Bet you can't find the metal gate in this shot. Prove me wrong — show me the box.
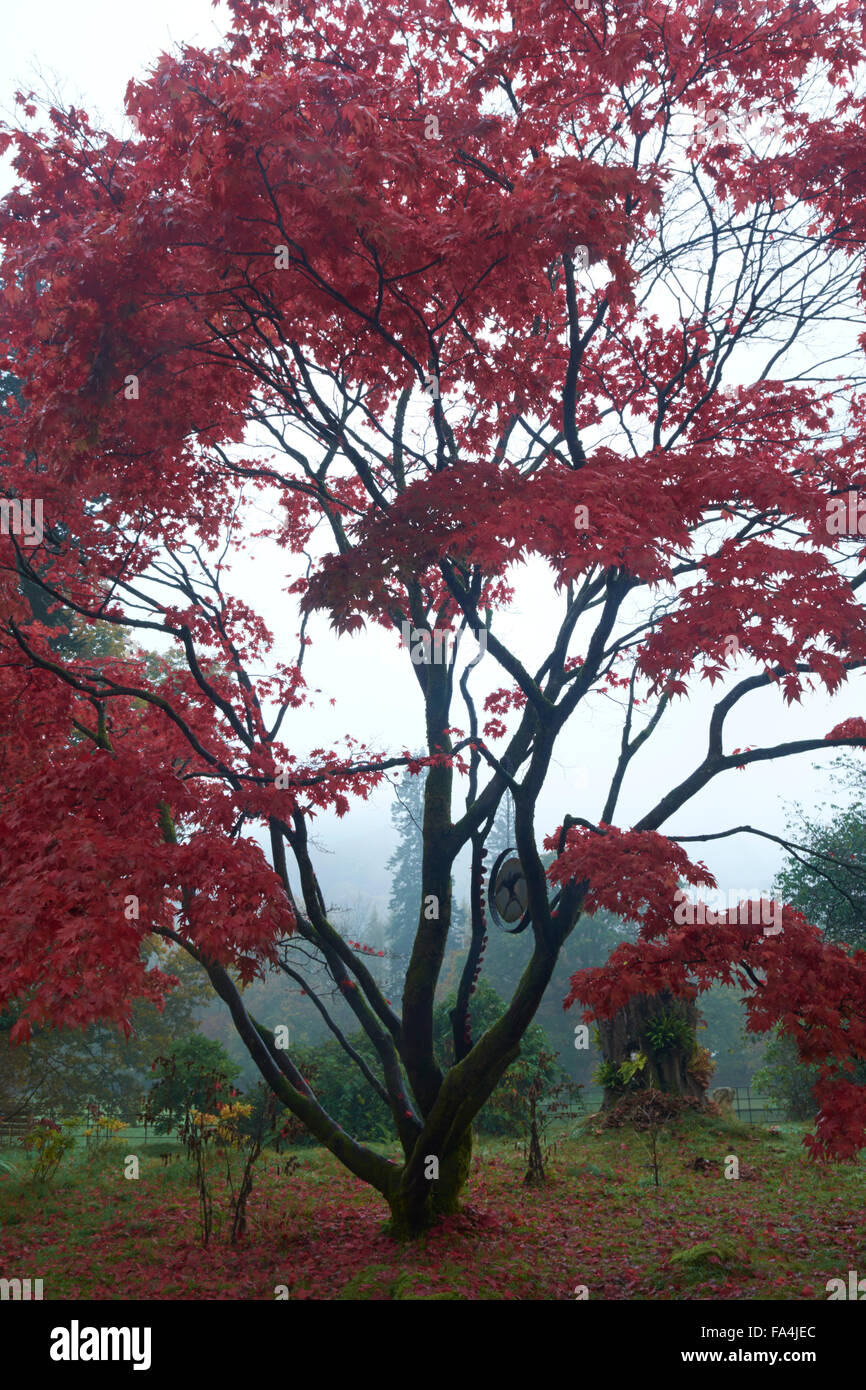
[732,1087,784,1124]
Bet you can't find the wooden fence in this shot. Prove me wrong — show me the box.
[0,1111,35,1147]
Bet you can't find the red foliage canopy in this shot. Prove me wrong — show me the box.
[1,0,866,1189]
[550,824,866,1158]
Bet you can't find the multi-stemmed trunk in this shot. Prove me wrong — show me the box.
[385,1128,474,1238]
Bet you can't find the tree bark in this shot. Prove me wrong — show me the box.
[387,1127,473,1238]
[597,990,706,1108]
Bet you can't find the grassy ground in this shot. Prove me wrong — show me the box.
[0,1111,863,1299]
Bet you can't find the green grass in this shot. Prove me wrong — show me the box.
[0,1110,862,1299]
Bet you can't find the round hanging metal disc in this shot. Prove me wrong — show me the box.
[488,848,531,933]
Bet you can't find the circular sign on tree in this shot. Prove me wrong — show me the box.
[488,848,531,934]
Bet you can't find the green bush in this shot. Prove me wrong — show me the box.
[148,1034,241,1135]
[291,1037,391,1144]
[433,980,566,1137]
[753,1026,866,1120]
[287,980,565,1142]
[645,1010,693,1055]
[753,1029,820,1120]
[23,1117,77,1182]
[594,1052,648,1092]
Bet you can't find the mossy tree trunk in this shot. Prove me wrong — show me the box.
[597,990,706,1108]
[386,1126,473,1238]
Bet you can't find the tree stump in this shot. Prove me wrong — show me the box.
[597,990,706,1108]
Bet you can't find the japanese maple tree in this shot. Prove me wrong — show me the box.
[2,0,866,1235]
